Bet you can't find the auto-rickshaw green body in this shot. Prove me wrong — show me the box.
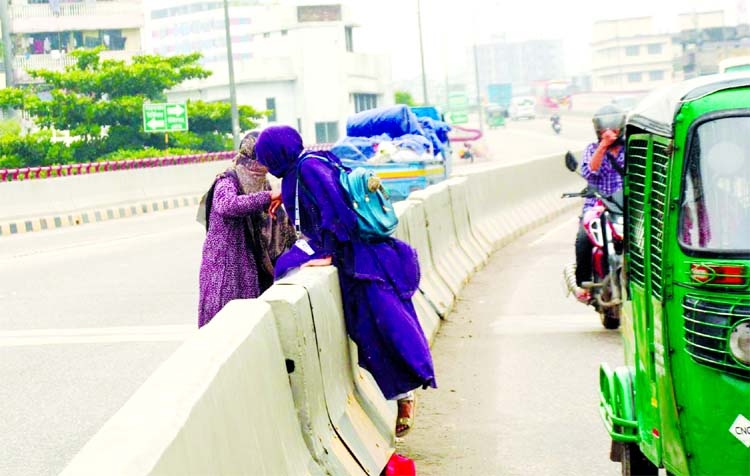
[486,105,506,128]
[599,74,750,475]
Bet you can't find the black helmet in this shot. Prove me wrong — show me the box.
[592,104,625,139]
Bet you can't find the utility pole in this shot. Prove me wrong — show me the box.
[416,0,429,104]
[473,42,484,136]
[223,0,240,149]
[0,0,14,89]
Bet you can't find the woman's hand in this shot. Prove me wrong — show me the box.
[269,190,282,217]
[301,256,333,268]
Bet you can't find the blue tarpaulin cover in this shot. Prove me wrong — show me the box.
[346,105,423,139]
[331,136,378,161]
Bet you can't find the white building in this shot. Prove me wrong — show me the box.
[2,0,144,86]
[146,1,392,145]
[590,16,676,93]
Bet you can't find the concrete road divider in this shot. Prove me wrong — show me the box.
[0,160,231,236]
[275,267,395,476]
[53,151,588,476]
[408,183,474,295]
[60,300,322,476]
[260,281,369,475]
[445,177,490,270]
[397,199,455,318]
[454,152,585,250]
[392,200,441,344]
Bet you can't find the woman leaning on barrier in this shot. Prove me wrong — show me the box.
[254,125,437,437]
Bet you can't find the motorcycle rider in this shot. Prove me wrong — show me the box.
[574,105,626,303]
[550,113,561,133]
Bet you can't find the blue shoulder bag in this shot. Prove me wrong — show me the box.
[298,155,398,241]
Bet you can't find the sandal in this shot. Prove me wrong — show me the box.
[395,392,416,438]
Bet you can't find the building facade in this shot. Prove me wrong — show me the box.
[146,1,392,145]
[1,0,144,86]
[590,16,676,93]
[673,10,750,78]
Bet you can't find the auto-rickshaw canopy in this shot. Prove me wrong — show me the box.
[627,72,750,137]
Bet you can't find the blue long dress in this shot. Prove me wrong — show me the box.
[256,126,436,400]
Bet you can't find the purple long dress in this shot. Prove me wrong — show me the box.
[255,125,437,400]
[197,173,271,328]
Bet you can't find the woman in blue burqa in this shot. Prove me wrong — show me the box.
[255,125,436,437]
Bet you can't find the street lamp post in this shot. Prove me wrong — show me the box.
[0,0,14,88]
[223,0,240,150]
[473,42,484,136]
[416,0,429,104]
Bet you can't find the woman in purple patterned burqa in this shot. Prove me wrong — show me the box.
[255,125,436,437]
[197,132,295,328]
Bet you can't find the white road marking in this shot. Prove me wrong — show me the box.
[528,218,578,247]
[0,324,195,347]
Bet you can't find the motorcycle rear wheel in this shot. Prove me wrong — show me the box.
[598,287,621,330]
[600,306,620,330]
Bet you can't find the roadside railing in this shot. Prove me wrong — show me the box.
[0,151,235,182]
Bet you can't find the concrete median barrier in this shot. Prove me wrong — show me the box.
[276,267,394,476]
[408,183,473,296]
[60,300,322,476]
[445,177,490,269]
[454,152,585,249]
[393,200,441,344]
[398,199,455,318]
[260,282,367,475]
[0,160,231,236]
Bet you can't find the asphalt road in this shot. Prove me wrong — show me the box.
[397,212,626,475]
[0,114,613,476]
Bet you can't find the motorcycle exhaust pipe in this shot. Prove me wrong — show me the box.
[563,263,578,296]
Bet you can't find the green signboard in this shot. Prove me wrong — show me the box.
[448,111,469,124]
[447,92,469,109]
[143,103,189,133]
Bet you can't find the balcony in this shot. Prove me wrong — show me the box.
[9,0,144,34]
[13,49,141,84]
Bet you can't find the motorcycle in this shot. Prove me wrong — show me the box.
[561,151,624,329]
[550,114,562,134]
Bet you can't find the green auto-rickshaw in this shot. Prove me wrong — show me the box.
[599,74,750,475]
[486,104,506,128]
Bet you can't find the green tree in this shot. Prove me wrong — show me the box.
[0,48,265,166]
[394,90,416,106]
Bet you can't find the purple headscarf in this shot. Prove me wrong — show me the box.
[255,125,304,178]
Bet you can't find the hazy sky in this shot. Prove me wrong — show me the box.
[349,0,745,80]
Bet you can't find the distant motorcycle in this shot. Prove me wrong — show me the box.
[550,114,562,134]
[561,151,624,329]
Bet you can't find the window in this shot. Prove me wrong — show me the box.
[625,45,639,56]
[649,70,665,81]
[315,122,339,143]
[345,26,353,52]
[265,98,277,122]
[680,117,750,250]
[647,43,663,55]
[627,72,642,82]
[353,93,377,113]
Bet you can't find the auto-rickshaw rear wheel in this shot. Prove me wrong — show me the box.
[621,443,658,476]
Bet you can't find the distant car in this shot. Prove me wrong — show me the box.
[508,96,536,120]
[611,95,640,114]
